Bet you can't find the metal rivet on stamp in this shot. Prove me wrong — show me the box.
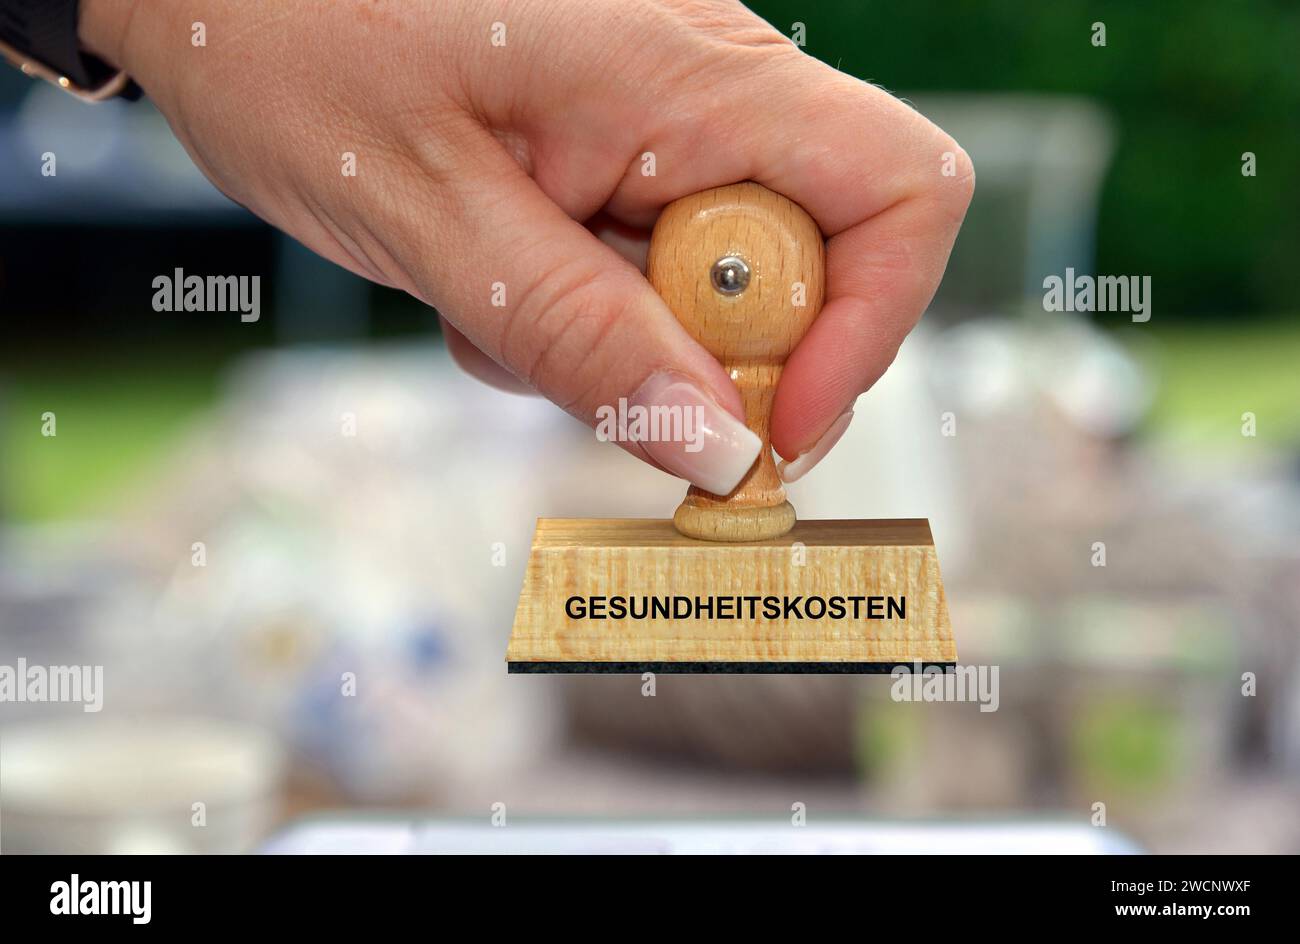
[710,255,750,296]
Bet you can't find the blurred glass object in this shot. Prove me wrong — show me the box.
[913,95,1115,317]
[1,716,283,853]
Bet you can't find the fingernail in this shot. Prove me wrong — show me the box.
[629,372,761,495]
[778,410,854,484]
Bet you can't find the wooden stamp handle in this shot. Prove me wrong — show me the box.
[647,182,826,541]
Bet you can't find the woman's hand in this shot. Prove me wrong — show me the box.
[81,0,973,494]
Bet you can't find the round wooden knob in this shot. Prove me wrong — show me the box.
[647,182,826,541]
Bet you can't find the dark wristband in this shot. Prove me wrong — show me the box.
[0,0,139,100]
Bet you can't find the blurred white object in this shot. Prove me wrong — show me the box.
[928,315,1152,437]
[127,345,564,801]
[0,716,284,853]
[264,817,1141,855]
[785,326,970,574]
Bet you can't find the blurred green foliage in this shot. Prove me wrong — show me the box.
[1135,321,1300,444]
[1073,697,1180,796]
[0,353,224,520]
[747,0,1300,317]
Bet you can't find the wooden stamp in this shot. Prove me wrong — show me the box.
[507,183,956,673]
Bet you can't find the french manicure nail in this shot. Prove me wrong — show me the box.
[778,410,854,484]
[628,371,761,495]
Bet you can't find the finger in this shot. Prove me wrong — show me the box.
[367,119,762,496]
[440,316,536,395]
[770,190,967,464]
[443,214,651,398]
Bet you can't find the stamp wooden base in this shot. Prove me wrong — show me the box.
[506,518,956,673]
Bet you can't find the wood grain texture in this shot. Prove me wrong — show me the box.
[647,182,825,542]
[506,518,955,669]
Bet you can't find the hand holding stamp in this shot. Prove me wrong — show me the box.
[507,183,956,673]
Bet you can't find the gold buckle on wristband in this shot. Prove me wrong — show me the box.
[0,36,130,103]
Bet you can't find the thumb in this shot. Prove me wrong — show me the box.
[387,135,761,496]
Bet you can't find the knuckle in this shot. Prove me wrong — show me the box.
[501,260,631,409]
[937,133,977,207]
[945,138,977,190]
[901,126,975,225]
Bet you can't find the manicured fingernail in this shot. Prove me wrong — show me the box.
[778,411,854,484]
[629,372,761,495]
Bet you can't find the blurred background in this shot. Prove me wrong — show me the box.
[1,1,1297,853]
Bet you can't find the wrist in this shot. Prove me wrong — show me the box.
[79,0,139,71]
